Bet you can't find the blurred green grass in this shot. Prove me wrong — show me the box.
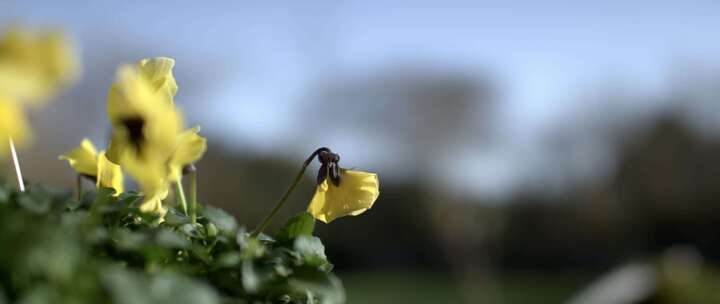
[341,271,593,304]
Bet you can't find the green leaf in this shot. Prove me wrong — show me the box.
[288,267,345,304]
[201,206,237,234]
[179,223,203,239]
[89,187,119,214]
[164,208,190,226]
[294,236,328,268]
[155,228,189,249]
[114,230,148,250]
[116,191,143,208]
[205,222,218,238]
[215,252,241,268]
[256,233,276,244]
[237,229,267,259]
[0,286,7,304]
[93,187,116,204]
[275,212,315,245]
[241,261,260,293]
[15,284,61,304]
[63,198,82,211]
[103,269,220,304]
[189,243,212,264]
[0,187,10,204]
[17,192,51,214]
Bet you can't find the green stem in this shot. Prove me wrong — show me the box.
[250,147,328,237]
[175,180,188,215]
[189,170,198,224]
[76,174,83,200]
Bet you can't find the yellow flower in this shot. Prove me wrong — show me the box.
[106,57,206,216]
[0,26,78,157]
[0,99,31,156]
[0,27,78,105]
[106,64,182,162]
[307,169,380,223]
[59,139,124,195]
[106,64,178,211]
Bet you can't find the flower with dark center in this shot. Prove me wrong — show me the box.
[105,58,207,218]
[306,147,379,223]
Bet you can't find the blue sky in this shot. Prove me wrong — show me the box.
[4,1,720,199]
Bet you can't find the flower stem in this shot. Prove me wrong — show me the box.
[189,170,198,224]
[8,138,24,192]
[250,147,329,237]
[76,174,83,200]
[175,180,188,215]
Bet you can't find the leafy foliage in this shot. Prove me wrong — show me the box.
[0,183,344,304]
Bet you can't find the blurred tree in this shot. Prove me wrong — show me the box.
[613,115,720,257]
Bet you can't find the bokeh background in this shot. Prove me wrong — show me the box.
[4,1,720,303]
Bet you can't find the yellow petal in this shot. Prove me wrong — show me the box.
[139,194,168,218]
[120,147,167,196]
[137,57,177,103]
[108,65,163,120]
[59,138,98,176]
[0,99,32,156]
[168,126,207,181]
[105,135,122,164]
[96,151,124,196]
[307,169,380,223]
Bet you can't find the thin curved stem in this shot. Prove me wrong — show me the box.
[76,174,83,200]
[175,180,188,215]
[189,170,198,224]
[250,147,329,237]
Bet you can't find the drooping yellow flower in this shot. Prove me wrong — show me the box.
[307,169,380,223]
[0,27,79,105]
[0,99,31,155]
[106,57,206,216]
[59,139,124,195]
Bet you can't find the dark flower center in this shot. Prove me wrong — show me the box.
[120,117,146,151]
[316,150,341,186]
